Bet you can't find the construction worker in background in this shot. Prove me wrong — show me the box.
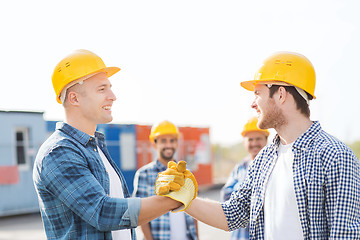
[133,120,198,240]
[220,117,269,240]
[33,50,186,240]
[155,52,360,239]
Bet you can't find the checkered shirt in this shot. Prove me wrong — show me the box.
[133,160,198,240]
[33,122,140,240]
[221,121,360,239]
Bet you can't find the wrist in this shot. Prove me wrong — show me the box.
[160,195,182,210]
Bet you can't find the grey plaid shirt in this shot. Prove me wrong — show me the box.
[222,121,360,239]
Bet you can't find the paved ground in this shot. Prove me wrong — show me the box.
[0,187,231,240]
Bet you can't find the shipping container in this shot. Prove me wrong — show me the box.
[0,111,46,216]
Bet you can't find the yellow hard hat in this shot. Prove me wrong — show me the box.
[52,49,120,104]
[240,51,316,99]
[241,117,269,137]
[149,120,179,142]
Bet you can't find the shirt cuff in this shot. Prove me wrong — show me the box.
[126,197,141,227]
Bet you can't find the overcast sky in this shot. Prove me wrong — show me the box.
[1,0,359,145]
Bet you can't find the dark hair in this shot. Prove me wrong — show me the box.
[268,85,313,117]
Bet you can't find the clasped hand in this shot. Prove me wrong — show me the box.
[155,161,198,212]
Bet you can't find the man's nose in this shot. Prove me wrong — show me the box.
[108,89,117,101]
[251,100,257,109]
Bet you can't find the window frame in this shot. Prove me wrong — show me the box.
[14,127,31,171]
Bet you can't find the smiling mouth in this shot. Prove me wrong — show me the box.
[103,106,112,110]
[163,148,175,155]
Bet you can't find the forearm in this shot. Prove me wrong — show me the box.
[140,223,153,240]
[185,197,229,231]
[138,195,181,225]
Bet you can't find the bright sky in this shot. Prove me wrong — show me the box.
[1,0,359,145]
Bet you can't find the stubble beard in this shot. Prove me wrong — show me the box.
[258,98,286,130]
[160,148,175,161]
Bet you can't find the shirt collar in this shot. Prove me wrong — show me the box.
[56,122,106,146]
[155,159,175,172]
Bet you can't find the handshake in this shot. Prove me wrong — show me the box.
[155,161,198,212]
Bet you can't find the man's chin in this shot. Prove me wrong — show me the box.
[162,156,174,161]
[161,153,175,161]
[99,116,113,124]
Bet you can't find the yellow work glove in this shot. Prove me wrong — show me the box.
[155,161,198,212]
[156,161,185,194]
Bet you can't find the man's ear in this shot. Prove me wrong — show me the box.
[67,91,80,105]
[278,86,287,104]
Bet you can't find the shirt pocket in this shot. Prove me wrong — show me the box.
[87,156,109,190]
[304,173,326,211]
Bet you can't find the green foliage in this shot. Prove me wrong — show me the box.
[212,143,249,181]
[349,141,360,159]
[212,143,247,163]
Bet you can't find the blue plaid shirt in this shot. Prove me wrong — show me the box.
[133,160,198,240]
[33,122,140,240]
[221,157,252,240]
[221,121,360,239]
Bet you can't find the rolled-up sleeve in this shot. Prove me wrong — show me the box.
[125,197,141,227]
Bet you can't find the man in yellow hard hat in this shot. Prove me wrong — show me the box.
[220,117,268,240]
[155,52,360,239]
[133,120,198,240]
[33,50,184,240]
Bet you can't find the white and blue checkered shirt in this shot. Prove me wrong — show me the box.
[221,121,360,239]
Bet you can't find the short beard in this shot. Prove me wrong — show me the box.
[259,98,286,129]
[160,148,175,161]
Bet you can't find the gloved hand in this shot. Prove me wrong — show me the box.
[156,161,186,195]
[155,161,198,212]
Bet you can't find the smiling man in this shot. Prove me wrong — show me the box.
[133,120,198,240]
[163,51,360,240]
[33,50,183,240]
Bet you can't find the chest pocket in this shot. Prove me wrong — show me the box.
[303,153,326,210]
[87,155,109,190]
[304,150,325,185]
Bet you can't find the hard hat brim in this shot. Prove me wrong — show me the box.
[242,129,269,137]
[240,80,316,99]
[102,66,121,78]
[240,80,257,92]
[56,66,121,103]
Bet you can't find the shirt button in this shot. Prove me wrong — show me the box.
[94,148,97,152]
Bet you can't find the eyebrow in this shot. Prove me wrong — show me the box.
[97,83,112,88]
